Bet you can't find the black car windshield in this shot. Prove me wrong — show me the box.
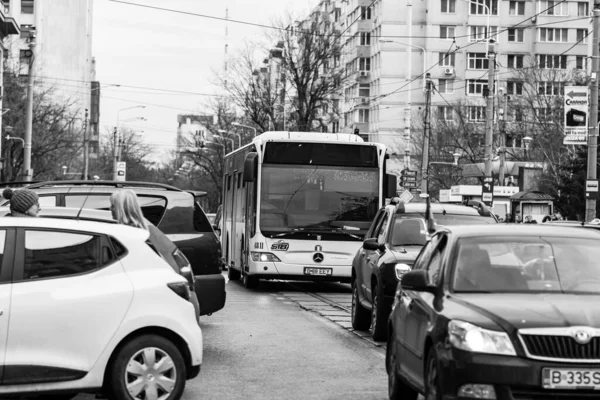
[391,216,427,246]
[260,164,379,236]
[452,236,600,293]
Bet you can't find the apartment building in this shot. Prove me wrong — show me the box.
[336,0,590,171]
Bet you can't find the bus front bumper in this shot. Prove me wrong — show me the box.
[247,261,351,282]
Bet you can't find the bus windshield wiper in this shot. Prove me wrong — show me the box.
[307,227,363,240]
[273,228,305,238]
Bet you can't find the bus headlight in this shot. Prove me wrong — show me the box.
[251,252,281,262]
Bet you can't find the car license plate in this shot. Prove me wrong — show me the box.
[304,267,332,276]
[542,368,600,389]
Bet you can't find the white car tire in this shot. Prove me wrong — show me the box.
[107,334,187,400]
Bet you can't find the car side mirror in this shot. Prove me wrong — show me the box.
[394,263,412,281]
[363,238,384,251]
[401,270,435,293]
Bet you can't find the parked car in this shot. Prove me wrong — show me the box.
[0,216,202,399]
[387,224,600,400]
[3,180,225,316]
[351,197,497,341]
[0,206,202,317]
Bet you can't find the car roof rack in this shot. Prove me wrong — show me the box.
[462,199,494,217]
[0,180,42,188]
[25,180,184,192]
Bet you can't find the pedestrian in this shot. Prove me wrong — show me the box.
[110,189,149,230]
[505,213,512,223]
[2,188,41,217]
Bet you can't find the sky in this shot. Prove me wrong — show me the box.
[93,0,318,163]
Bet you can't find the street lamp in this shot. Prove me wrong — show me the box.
[218,129,241,148]
[214,132,235,151]
[429,152,462,167]
[232,122,258,138]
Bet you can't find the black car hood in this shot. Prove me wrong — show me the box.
[451,293,600,332]
[390,246,422,262]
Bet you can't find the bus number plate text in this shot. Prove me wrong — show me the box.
[304,267,332,276]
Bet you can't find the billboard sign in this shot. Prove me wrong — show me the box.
[563,86,589,145]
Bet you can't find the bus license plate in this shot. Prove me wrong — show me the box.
[304,267,332,276]
[542,368,600,389]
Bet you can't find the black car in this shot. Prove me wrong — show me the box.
[3,180,225,316]
[351,197,497,341]
[388,225,600,400]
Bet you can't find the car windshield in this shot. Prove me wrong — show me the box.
[434,214,495,226]
[452,236,600,294]
[390,216,427,246]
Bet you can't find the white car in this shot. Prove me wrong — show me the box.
[0,217,203,400]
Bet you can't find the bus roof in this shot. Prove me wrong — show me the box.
[253,131,365,143]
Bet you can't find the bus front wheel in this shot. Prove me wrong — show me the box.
[243,271,259,289]
[228,265,241,281]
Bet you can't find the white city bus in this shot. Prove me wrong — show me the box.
[221,131,397,288]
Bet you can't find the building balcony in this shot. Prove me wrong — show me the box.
[356,19,372,33]
[0,7,19,37]
[350,45,371,59]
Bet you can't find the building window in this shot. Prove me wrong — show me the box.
[537,54,567,69]
[358,83,370,97]
[539,28,568,42]
[1,0,9,13]
[359,57,371,71]
[507,54,524,69]
[508,28,524,42]
[468,106,486,121]
[438,52,455,66]
[539,0,568,15]
[469,0,498,15]
[578,2,589,16]
[360,32,371,45]
[509,1,525,15]
[538,82,563,96]
[577,29,589,43]
[536,107,553,121]
[576,55,587,69]
[438,79,454,94]
[507,81,523,95]
[441,0,456,13]
[438,106,454,121]
[467,79,489,95]
[358,109,370,123]
[469,26,499,42]
[467,53,489,69]
[360,6,372,19]
[21,0,33,14]
[440,25,456,39]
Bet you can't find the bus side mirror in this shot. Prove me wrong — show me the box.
[243,152,258,182]
[384,174,397,198]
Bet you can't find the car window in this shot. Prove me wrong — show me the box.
[0,230,7,274]
[376,213,389,244]
[412,235,440,271]
[23,230,114,281]
[193,202,213,232]
[65,194,167,226]
[434,214,496,226]
[365,210,384,239]
[451,236,600,293]
[391,216,427,246]
[39,196,57,207]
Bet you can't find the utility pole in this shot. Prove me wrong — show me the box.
[23,31,36,181]
[82,109,89,180]
[484,39,496,179]
[112,127,118,181]
[586,8,600,221]
[404,0,412,143]
[499,92,509,185]
[420,73,432,194]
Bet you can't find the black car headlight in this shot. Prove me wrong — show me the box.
[448,320,516,356]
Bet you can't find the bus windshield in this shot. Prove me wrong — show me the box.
[260,164,379,238]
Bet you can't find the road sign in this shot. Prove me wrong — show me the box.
[481,177,494,206]
[586,179,599,199]
[403,181,417,188]
[564,86,589,145]
[401,169,417,177]
[116,162,126,182]
[399,190,414,203]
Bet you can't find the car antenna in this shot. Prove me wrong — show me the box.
[75,185,95,221]
[420,193,437,234]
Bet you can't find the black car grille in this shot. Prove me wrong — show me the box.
[521,334,600,360]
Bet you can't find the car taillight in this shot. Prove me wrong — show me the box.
[167,282,191,301]
[173,248,195,287]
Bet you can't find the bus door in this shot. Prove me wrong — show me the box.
[230,172,239,269]
[243,178,256,271]
[233,171,245,272]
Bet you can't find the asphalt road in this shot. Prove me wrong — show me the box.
[70,275,388,400]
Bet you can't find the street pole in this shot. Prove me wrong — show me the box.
[23,36,36,181]
[83,109,89,180]
[484,39,496,178]
[112,127,118,180]
[404,0,412,144]
[420,73,432,194]
[499,93,509,185]
[586,8,600,221]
